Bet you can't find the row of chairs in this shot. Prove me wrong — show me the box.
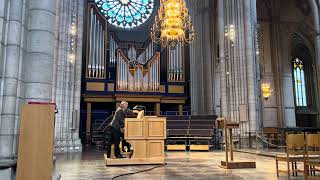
[166,115,217,150]
[276,132,320,179]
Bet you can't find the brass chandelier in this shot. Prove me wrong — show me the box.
[151,0,195,49]
[261,82,273,100]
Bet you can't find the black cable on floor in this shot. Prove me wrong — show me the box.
[111,163,167,180]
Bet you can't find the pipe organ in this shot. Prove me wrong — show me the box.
[136,42,155,64]
[82,2,189,146]
[117,49,160,92]
[168,42,184,82]
[109,35,118,67]
[86,7,107,79]
[128,46,137,61]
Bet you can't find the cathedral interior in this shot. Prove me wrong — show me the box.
[1,0,320,179]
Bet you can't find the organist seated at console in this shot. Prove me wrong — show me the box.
[106,101,144,158]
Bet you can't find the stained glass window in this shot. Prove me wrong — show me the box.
[95,0,154,28]
[293,58,307,106]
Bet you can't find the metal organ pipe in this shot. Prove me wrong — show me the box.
[121,56,123,89]
[116,53,118,88]
[152,62,154,91]
[154,61,156,91]
[125,59,127,90]
[118,54,120,89]
[102,30,105,78]
[156,59,159,90]
[97,20,100,78]
[88,9,94,77]
[178,42,182,81]
[174,47,177,81]
[169,48,172,81]
[111,37,114,66]
[92,14,96,77]
[119,54,122,89]
[99,25,103,78]
[151,62,154,91]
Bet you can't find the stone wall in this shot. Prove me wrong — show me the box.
[53,0,83,153]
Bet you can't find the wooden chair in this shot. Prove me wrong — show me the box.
[305,133,320,180]
[276,133,305,179]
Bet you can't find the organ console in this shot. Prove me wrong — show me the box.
[104,110,166,166]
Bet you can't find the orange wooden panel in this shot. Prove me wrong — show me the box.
[148,140,165,158]
[17,104,55,180]
[86,82,105,91]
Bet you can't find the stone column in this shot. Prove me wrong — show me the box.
[0,0,24,160]
[217,0,227,118]
[189,0,215,115]
[53,0,83,153]
[0,0,9,98]
[24,0,57,102]
[244,0,259,132]
[189,1,200,115]
[308,0,320,125]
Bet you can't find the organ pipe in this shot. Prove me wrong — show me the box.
[168,42,184,82]
[87,8,106,79]
[116,46,160,92]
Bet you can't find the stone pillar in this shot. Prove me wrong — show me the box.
[24,0,57,102]
[0,0,24,160]
[218,0,261,137]
[217,0,227,118]
[244,0,260,132]
[308,0,320,126]
[189,0,215,115]
[53,0,83,153]
[0,0,9,98]
[86,102,92,145]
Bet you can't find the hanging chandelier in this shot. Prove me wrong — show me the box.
[261,82,273,100]
[151,0,195,49]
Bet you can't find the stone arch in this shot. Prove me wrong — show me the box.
[290,32,319,127]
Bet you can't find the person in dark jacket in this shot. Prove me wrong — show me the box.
[106,101,137,158]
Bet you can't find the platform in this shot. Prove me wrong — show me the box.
[104,154,165,166]
[220,161,256,169]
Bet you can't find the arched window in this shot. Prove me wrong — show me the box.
[292,58,307,106]
[95,0,154,29]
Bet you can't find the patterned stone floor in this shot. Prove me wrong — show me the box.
[55,150,305,180]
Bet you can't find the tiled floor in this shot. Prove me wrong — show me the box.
[55,150,305,180]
